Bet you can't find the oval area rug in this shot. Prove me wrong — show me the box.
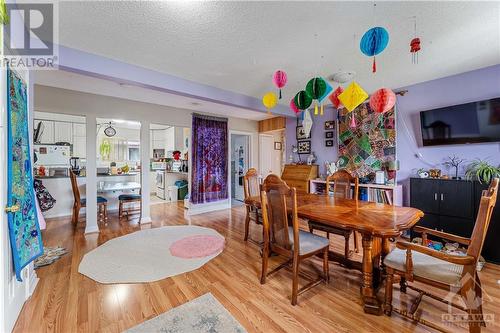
[78,225,225,284]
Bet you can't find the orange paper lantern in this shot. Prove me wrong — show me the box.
[369,88,396,113]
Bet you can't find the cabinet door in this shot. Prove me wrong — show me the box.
[72,137,86,158]
[35,120,54,143]
[438,180,473,219]
[410,178,440,214]
[441,216,474,238]
[54,122,72,143]
[73,123,85,137]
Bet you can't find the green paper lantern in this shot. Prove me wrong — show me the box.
[306,77,327,100]
[294,90,312,110]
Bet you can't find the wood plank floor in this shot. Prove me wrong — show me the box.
[14,202,500,332]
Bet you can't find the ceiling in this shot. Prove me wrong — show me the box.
[56,1,500,103]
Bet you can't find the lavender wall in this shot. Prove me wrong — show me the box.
[286,65,500,204]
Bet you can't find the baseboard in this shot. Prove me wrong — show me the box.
[140,216,152,224]
[84,225,100,234]
[188,200,230,215]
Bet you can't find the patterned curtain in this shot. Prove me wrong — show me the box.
[191,114,228,204]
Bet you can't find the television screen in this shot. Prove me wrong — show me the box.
[420,98,500,146]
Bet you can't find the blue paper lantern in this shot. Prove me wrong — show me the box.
[360,27,389,73]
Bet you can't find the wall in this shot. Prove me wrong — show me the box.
[285,65,500,204]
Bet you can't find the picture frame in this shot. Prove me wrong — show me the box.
[324,120,335,130]
[297,140,311,154]
[325,131,334,139]
[274,142,282,150]
[296,125,311,140]
[325,140,334,147]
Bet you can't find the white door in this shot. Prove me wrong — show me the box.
[259,134,277,178]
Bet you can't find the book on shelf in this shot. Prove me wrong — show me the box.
[359,187,393,205]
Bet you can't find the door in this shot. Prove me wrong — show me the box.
[230,134,249,202]
[259,134,275,177]
[439,180,473,219]
[410,178,440,214]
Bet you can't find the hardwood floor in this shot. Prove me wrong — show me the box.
[14,202,500,332]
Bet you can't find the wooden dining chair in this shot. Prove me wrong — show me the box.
[260,174,330,305]
[243,168,263,244]
[308,170,360,259]
[384,178,499,333]
[69,169,108,224]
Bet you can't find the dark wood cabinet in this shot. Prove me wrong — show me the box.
[410,178,499,263]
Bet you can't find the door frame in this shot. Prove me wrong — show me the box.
[228,130,254,204]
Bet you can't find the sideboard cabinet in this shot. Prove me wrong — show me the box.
[281,164,319,193]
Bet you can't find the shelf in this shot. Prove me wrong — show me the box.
[310,179,397,190]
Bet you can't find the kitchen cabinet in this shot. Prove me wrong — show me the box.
[54,122,73,143]
[72,137,86,158]
[73,123,85,137]
[34,120,54,143]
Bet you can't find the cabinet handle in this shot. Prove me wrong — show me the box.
[434,193,437,201]
[441,193,444,201]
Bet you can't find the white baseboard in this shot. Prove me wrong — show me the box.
[188,200,230,215]
[84,225,100,234]
[140,216,152,224]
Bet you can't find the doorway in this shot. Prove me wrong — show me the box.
[230,133,250,206]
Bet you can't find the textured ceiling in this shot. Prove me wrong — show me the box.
[57,1,500,103]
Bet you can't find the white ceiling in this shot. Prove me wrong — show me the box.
[56,1,500,102]
[35,70,272,121]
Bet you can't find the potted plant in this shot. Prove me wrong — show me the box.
[465,159,500,184]
[443,155,466,179]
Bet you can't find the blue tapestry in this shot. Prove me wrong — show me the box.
[7,68,43,281]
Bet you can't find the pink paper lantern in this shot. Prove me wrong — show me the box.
[273,70,287,99]
[328,86,344,109]
[369,88,396,113]
[290,98,300,114]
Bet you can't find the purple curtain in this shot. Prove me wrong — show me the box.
[191,114,228,204]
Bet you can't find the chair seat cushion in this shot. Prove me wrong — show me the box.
[81,196,107,205]
[384,248,464,285]
[288,227,330,255]
[309,220,352,236]
[118,194,141,201]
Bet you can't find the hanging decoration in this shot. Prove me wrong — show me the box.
[328,86,344,109]
[317,79,333,116]
[302,109,313,138]
[272,70,287,99]
[262,91,278,114]
[305,77,327,115]
[294,90,313,110]
[349,112,357,129]
[338,81,368,112]
[369,88,396,113]
[0,0,9,25]
[331,71,356,84]
[410,17,421,64]
[290,98,300,114]
[360,26,389,73]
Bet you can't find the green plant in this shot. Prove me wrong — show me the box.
[465,159,500,184]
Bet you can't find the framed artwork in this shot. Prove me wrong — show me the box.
[296,126,311,140]
[297,140,311,154]
[325,121,335,130]
[325,131,334,139]
[325,140,334,147]
[274,142,282,150]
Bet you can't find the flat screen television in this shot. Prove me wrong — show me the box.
[420,98,500,146]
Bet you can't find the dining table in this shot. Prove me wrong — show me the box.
[245,193,424,315]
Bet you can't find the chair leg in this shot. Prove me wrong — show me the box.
[260,243,269,284]
[400,276,407,293]
[384,269,394,316]
[103,203,108,221]
[475,275,486,327]
[326,232,330,239]
[344,233,350,259]
[353,231,359,253]
[461,280,481,333]
[244,209,250,241]
[308,224,313,233]
[291,255,299,306]
[119,201,123,218]
[71,204,77,224]
[323,247,329,283]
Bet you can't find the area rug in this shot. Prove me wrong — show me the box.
[34,246,67,269]
[79,226,225,284]
[124,293,246,333]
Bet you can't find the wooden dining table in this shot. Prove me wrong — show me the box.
[245,193,424,315]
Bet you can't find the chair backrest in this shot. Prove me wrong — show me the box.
[244,168,260,199]
[326,169,359,199]
[466,178,499,263]
[69,168,81,204]
[260,174,299,253]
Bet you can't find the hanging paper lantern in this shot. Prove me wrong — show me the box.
[302,109,313,138]
[273,70,287,99]
[317,79,333,116]
[369,88,396,113]
[262,92,278,114]
[360,27,389,73]
[290,98,300,114]
[306,77,327,116]
[294,90,312,110]
[328,86,344,109]
[410,37,421,64]
[338,82,368,112]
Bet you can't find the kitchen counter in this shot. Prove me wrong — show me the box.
[35,172,140,179]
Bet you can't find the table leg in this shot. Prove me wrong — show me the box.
[361,234,382,315]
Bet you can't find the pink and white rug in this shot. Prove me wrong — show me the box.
[79,226,225,284]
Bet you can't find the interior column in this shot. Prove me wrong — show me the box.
[140,120,152,223]
[85,116,98,234]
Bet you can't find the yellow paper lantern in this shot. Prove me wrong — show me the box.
[262,92,278,114]
[338,82,368,112]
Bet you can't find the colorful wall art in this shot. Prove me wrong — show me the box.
[7,68,43,281]
[337,103,396,178]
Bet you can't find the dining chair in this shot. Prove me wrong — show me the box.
[384,178,498,333]
[308,170,360,259]
[69,169,108,224]
[243,168,263,244]
[118,192,141,219]
[260,174,330,305]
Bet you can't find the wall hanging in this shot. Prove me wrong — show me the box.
[7,68,44,281]
[305,77,327,115]
[360,26,389,73]
[262,92,278,114]
[369,88,396,113]
[272,70,287,99]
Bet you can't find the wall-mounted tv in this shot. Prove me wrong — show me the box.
[420,98,500,146]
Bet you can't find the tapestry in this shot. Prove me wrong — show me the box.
[7,68,43,281]
[337,103,396,178]
[191,114,228,204]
